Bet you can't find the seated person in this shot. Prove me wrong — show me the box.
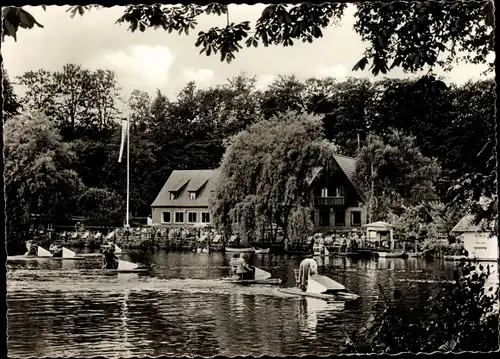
[102,245,119,269]
[49,243,63,257]
[229,254,240,276]
[25,241,38,256]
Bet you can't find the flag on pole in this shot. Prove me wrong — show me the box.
[118,119,129,163]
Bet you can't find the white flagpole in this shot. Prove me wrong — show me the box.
[126,118,130,228]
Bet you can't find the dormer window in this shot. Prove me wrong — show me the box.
[170,192,178,200]
[189,191,197,200]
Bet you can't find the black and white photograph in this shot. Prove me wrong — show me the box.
[2,1,498,357]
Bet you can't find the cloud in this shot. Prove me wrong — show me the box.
[94,45,175,88]
[182,68,215,84]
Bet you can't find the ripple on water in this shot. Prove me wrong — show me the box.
[7,251,457,357]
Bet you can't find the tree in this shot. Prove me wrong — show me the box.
[344,261,499,353]
[3,113,83,249]
[77,187,125,226]
[354,130,442,222]
[2,67,21,120]
[16,64,121,140]
[304,77,374,156]
[211,111,335,244]
[3,2,494,74]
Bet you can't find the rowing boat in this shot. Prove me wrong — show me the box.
[102,259,150,274]
[7,246,87,261]
[222,278,282,285]
[103,267,150,273]
[279,271,360,302]
[223,266,281,285]
[225,247,255,253]
[254,248,270,254]
[377,251,408,258]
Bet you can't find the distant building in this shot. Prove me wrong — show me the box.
[151,169,220,227]
[451,215,498,261]
[151,154,366,232]
[307,154,367,232]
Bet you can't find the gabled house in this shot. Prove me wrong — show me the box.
[451,214,498,261]
[151,154,366,232]
[151,170,220,227]
[307,154,367,232]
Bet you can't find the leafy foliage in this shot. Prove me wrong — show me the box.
[2,68,21,120]
[1,6,43,42]
[6,66,496,256]
[77,188,125,226]
[345,261,499,353]
[3,3,494,74]
[211,112,334,244]
[16,64,121,140]
[3,113,84,243]
[353,1,495,75]
[354,130,442,222]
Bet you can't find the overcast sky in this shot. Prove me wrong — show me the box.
[2,5,494,101]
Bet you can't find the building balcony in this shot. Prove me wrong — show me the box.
[314,196,345,206]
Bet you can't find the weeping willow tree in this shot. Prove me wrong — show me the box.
[210,111,335,245]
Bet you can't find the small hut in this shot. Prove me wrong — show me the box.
[363,221,394,250]
[451,215,498,261]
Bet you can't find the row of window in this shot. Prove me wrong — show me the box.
[311,209,362,227]
[320,186,345,197]
[162,211,210,224]
[169,191,198,200]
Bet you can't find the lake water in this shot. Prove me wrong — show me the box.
[6,250,488,357]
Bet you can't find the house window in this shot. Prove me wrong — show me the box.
[161,212,171,223]
[336,186,345,197]
[321,187,329,197]
[174,212,184,223]
[310,210,315,225]
[201,212,211,223]
[319,209,330,226]
[351,211,361,226]
[189,192,197,200]
[335,209,345,226]
[187,212,197,223]
[170,192,177,200]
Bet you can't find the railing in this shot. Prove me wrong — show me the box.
[314,196,345,206]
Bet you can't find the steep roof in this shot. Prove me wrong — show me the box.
[333,154,357,182]
[151,169,220,208]
[451,215,483,233]
[307,154,364,202]
[306,167,323,186]
[152,154,362,208]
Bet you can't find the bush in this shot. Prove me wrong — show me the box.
[344,260,499,353]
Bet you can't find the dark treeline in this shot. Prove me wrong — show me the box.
[3,65,495,239]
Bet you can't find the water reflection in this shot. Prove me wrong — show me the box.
[7,250,476,357]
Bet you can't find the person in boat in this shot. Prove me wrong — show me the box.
[230,253,254,279]
[25,240,37,256]
[230,253,239,275]
[298,256,318,291]
[102,244,119,269]
[49,243,63,257]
